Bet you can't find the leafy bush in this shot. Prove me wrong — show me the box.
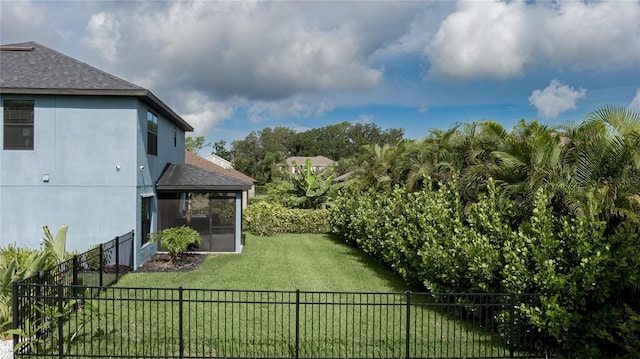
[86,244,111,271]
[149,226,201,262]
[329,179,640,357]
[243,201,329,235]
[0,225,69,335]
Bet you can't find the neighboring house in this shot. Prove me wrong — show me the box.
[0,41,248,267]
[284,156,336,174]
[205,153,233,169]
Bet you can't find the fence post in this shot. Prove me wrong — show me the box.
[57,283,64,359]
[115,236,120,280]
[35,272,43,341]
[72,255,79,312]
[295,289,300,359]
[509,294,516,359]
[12,281,18,353]
[130,230,135,268]
[179,287,184,359]
[405,291,411,359]
[99,243,104,287]
[72,255,78,286]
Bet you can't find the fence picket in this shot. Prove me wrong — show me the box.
[12,230,544,359]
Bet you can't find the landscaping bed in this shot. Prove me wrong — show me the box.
[136,252,207,273]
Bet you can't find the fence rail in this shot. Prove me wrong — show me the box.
[12,230,134,356]
[13,283,543,358]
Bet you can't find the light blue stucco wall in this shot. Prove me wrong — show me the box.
[0,94,187,268]
[0,95,139,253]
[135,102,186,267]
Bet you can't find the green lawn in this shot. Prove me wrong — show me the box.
[39,234,530,358]
[117,233,409,292]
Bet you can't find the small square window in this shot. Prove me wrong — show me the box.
[4,100,34,150]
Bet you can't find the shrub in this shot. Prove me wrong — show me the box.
[243,201,329,235]
[149,226,201,263]
[329,180,640,357]
[0,225,69,335]
[86,244,111,271]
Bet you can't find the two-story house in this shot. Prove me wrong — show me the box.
[0,42,250,267]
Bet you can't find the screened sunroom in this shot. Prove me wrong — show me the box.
[156,164,252,252]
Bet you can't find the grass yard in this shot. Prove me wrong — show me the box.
[37,234,531,358]
[117,233,410,292]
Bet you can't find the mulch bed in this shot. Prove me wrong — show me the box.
[136,252,208,273]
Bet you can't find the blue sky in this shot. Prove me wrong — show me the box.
[1,0,639,146]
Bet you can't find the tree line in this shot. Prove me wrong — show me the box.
[187,121,404,183]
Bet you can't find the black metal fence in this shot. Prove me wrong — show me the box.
[13,283,543,358]
[12,230,134,355]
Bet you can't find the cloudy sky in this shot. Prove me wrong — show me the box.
[1,0,639,145]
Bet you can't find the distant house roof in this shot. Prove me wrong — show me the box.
[333,171,354,183]
[205,154,233,169]
[0,41,193,131]
[185,151,256,184]
[285,156,336,167]
[156,164,251,191]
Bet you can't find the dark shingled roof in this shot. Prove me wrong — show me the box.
[185,151,257,184]
[1,41,143,91]
[157,164,252,191]
[0,41,193,131]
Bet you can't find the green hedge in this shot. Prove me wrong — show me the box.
[329,179,640,358]
[243,201,329,235]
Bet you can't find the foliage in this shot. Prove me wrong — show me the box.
[149,226,201,263]
[7,293,113,355]
[230,122,404,183]
[185,136,209,153]
[212,140,232,161]
[243,202,329,236]
[330,176,640,357]
[86,244,111,271]
[0,225,69,335]
[42,225,69,265]
[267,159,338,209]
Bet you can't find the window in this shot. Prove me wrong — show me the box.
[141,196,152,245]
[147,111,158,155]
[174,127,177,147]
[3,100,34,150]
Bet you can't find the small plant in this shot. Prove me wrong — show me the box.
[149,226,201,263]
[0,225,69,334]
[7,293,113,355]
[86,244,111,271]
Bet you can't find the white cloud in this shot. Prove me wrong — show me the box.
[79,1,425,101]
[76,1,422,132]
[529,79,587,118]
[628,90,640,113]
[427,0,640,80]
[178,92,241,136]
[357,114,374,124]
[0,1,62,47]
[247,95,335,124]
[84,12,120,63]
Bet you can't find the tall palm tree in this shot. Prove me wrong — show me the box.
[353,142,410,192]
[488,120,568,215]
[564,106,640,224]
[405,127,459,191]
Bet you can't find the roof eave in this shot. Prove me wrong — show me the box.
[142,91,194,132]
[157,185,252,191]
[0,87,194,132]
[0,87,147,96]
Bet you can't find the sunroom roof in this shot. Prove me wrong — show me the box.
[156,164,252,191]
